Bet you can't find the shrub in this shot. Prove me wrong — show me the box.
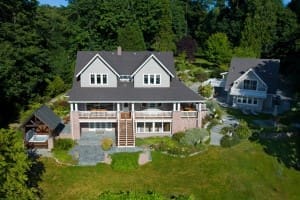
[235,120,252,139]
[198,84,213,98]
[101,138,113,151]
[172,132,185,142]
[205,101,224,119]
[180,128,209,146]
[220,134,240,148]
[54,139,75,151]
[111,152,139,171]
[220,126,234,135]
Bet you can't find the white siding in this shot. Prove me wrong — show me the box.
[134,58,170,87]
[80,58,117,87]
[233,71,266,91]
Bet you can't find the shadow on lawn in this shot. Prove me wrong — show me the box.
[250,131,300,170]
[27,150,46,198]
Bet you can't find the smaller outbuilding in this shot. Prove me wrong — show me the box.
[21,105,64,150]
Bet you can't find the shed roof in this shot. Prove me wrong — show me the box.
[22,105,62,130]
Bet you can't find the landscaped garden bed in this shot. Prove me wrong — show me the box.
[136,128,210,157]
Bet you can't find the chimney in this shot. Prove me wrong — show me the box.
[117,46,122,56]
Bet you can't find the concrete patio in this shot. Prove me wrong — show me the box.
[69,131,143,166]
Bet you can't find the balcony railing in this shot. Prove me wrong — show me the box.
[181,111,198,118]
[79,111,117,119]
[135,111,172,118]
[230,88,267,98]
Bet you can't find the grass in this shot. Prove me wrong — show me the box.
[39,140,300,200]
[52,149,77,165]
[111,152,139,172]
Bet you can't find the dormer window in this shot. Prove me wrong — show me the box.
[120,75,131,82]
[90,73,108,85]
[244,80,257,90]
[144,74,160,85]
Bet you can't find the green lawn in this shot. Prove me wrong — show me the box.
[39,140,300,200]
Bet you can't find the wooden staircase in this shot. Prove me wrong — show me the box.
[118,119,135,147]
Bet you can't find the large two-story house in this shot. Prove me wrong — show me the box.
[68,47,205,147]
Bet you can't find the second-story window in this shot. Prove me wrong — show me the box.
[244,80,257,90]
[90,73,108,85]
[144,74,161,85]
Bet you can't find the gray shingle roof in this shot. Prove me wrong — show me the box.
[69,78,202,102]
[75,51,176,76]
[69,51,202,102]
[225,58,280,94]
[23,105,62,130]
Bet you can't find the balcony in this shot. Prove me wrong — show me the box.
[135,111,172,119]
[181,111,198,118]
[79,111,117,119]
[230,88,267,98]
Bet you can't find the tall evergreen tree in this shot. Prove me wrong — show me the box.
[0,129,36,199]
[117,23,146,51]
[152,0,176,51]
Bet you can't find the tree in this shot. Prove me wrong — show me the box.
[0,129,36,199]
[117,23,146,51]
[204,32,232,64]
[235,120,252,139]
[176,36,198,61]
[152,0,176,51]
[198,84,213,98]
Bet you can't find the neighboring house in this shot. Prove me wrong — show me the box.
[21,105,63,150]
[205,57,289,114]
[68,47,206,147]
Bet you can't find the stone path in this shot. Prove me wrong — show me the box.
[209,115,238,146]
[69,131,145,166]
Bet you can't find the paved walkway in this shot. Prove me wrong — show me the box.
[209,115,238,146]
[69,131,144,166]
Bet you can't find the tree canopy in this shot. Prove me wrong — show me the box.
[0,0,299,126]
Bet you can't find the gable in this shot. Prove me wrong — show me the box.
[232,69,267,91]
[133,56,171,88]
[80,56,118,87]
[76,54,119,78]
[22,105,61,130]
[132,54,174,78]
[225,58,280,93]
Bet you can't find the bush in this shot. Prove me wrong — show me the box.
[220,134,240,148]
[172,132,185,142]
[54,139,75,151]
[205,101,224,119]
[180,128,209,146]
[235,120,252,139]
[220,126,234,135]
[101,138,113,151]
[111,152,139,171]
[198,84,213,98]
[45,76,67,98]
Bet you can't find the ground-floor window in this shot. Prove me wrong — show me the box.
[236,96,258,105]
[136,121,171,133]
[89,122,113,131]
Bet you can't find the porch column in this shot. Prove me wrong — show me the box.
[177,103,181,111]
[173,103,176,111]
[131,103,135,119]
[70,103,74,111]
[74,103,78,111]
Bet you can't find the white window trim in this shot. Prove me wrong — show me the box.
[90,73,95,85]
[143,74,161,85]
[243,79,257,90]
[136,121,171,133]
[90,73,108,85]
[236,96,258,105]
